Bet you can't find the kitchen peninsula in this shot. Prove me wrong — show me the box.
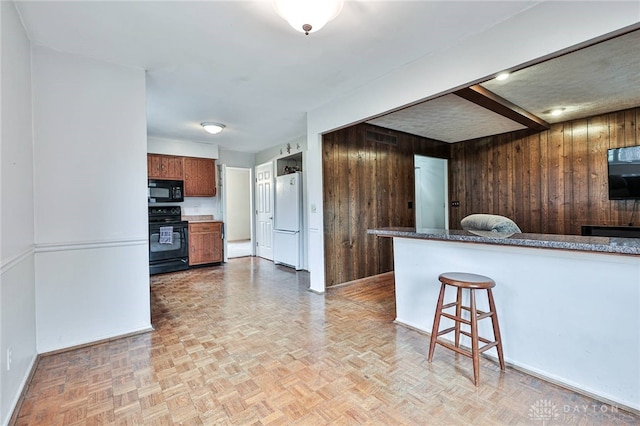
[369,227,640,412]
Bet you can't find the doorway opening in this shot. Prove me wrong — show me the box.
[414,155,448,229]
[224,167,253,258]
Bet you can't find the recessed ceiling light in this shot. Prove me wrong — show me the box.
[201,122,225,135]
[495,72,510,81]
[550,108,565,116]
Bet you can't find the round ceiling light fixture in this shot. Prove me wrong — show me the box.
[201,122,225,135]
[495,72,510,81]
[272,0,344,35]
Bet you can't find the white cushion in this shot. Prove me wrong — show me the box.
[461,214,521,233]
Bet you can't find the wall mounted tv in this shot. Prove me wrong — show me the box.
[608,145,640,200]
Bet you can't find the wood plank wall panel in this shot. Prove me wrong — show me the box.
[449,107,640,235]
[322,124,450,287]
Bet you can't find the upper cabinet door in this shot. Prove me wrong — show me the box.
[184,157,216,197]
[147,154,183,180]
[147,154,215,197]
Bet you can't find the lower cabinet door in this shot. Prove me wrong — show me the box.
[189,222,223,265]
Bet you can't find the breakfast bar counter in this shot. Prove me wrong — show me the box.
[368,227,640,255]
[368,227,640,412]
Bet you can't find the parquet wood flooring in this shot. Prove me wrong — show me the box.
[12,258,637,425]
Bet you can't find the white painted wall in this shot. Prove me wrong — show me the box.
[218,148,255,169]
[0,2,38,424]
[392,237,640,411]
[306,2,640,293]
[147,135,218,159]
[32,46,151,353]
[225,168,251,241]
[255,135,306,166]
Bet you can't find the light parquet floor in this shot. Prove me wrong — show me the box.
[12,257,637,425]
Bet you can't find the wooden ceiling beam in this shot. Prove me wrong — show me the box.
[454,85,550,132]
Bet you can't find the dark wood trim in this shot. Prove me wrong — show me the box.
[326,271,395,290]
[454,85,550,132]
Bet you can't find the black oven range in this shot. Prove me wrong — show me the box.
[148,206,189,275]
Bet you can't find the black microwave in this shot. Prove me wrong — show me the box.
[148,179,184,203]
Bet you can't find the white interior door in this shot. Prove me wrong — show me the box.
[255,162,274,260]
[415,155,448,229]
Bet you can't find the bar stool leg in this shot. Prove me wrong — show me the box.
[469,289,480,386]
[454,287,462,347]
[428,282,447,362]
[487,288,505,371]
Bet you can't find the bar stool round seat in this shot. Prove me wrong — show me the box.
[438,272,496,289]
[427,272,505,386]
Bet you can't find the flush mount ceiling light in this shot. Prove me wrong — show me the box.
[495,72,510,81]
[272,0,344,35]
[201,122,225,135]
[550,108,565,116]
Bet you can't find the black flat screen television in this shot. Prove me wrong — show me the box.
[608,145,640,200]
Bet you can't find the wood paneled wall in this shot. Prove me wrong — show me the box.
[322,124,450,287]
[449,107,640,235]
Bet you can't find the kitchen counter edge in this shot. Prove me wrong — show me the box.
[182,215,223,223]
[367,227,640,256]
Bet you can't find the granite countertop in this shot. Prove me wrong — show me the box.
[367,227,640,256]
[182,215,222,223]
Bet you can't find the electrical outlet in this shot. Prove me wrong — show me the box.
[6,347,12,371]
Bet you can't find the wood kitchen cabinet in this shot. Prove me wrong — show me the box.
[147,154,216,197]
[184,157,216,197]
[189,221,223,266]
[147,154,183,180]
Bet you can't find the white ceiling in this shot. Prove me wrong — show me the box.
[482,29,640,125]
[15,0,542,153]
[366,94,528,143]
[368,26,640,143]
[14,1,640,151]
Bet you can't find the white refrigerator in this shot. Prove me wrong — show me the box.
[274,172,303,270]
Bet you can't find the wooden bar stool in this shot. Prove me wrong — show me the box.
[427,272,505,386]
